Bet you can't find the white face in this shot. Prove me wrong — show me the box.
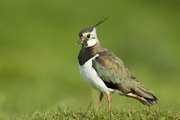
[81,28,98,48]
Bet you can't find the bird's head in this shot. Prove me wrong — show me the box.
[77,17,109,48]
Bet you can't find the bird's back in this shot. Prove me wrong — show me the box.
[93,48,158,105]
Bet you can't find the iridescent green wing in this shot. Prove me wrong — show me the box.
[93,49,157,103]
[92,48,136,93]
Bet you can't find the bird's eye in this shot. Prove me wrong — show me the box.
[87,34,90,38]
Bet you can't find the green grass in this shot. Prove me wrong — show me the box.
[2,105,179,120]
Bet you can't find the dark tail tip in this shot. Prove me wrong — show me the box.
[127,87,158,106]
[142,94,158,106]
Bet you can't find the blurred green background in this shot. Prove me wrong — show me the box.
[0,0,180,116]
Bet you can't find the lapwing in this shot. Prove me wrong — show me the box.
[77,17,158,112]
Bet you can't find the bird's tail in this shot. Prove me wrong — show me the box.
[126,82,158,106]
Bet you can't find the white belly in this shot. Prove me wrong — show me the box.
[79,54,113,94]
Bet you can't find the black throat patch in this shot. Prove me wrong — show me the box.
[78,42,101,65]
[78,47,96,65]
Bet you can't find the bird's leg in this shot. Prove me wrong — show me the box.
[107,93,111,112]
[96,92,103,111]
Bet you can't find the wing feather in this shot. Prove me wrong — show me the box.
[92,48,135,93]
[92,48,157,105]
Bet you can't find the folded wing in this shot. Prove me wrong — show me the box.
[92,48,157,105]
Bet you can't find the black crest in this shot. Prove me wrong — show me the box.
[79,16,109,37]
[93,16,109,27]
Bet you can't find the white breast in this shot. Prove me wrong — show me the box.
[79,54,113,94]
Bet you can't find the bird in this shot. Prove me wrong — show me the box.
[77,17,157,112]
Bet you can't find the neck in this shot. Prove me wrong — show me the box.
[78,42,101,65]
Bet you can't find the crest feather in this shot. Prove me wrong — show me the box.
[94,16,109,27]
